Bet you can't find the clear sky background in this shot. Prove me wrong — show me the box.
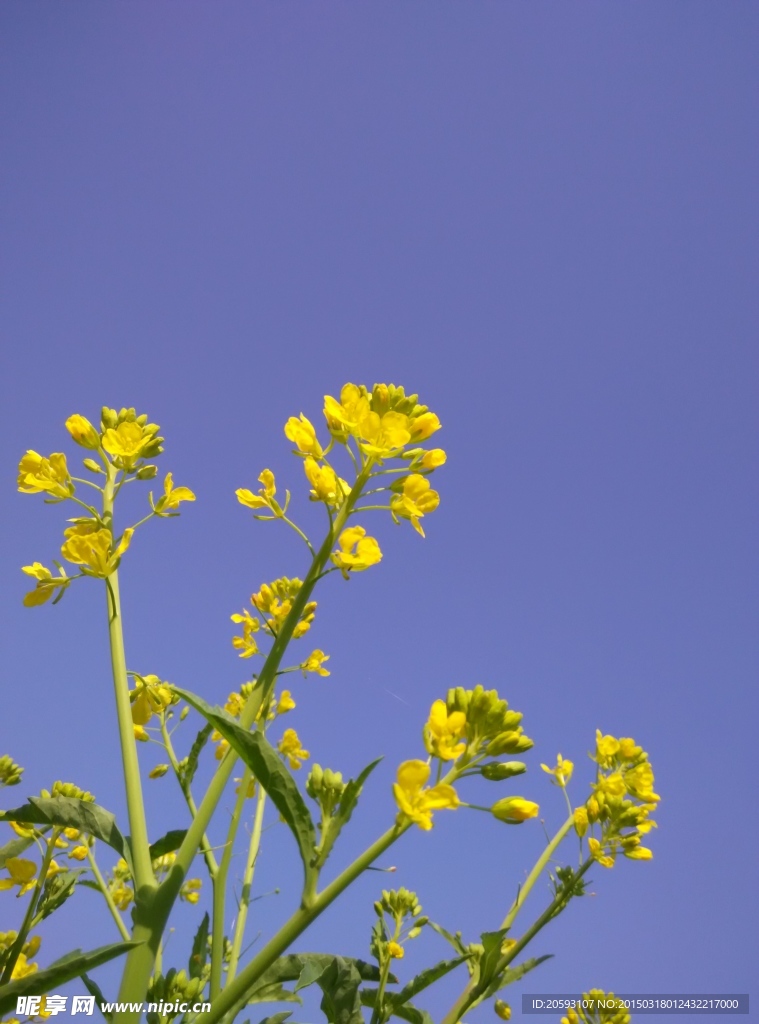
[1,4,757,1021]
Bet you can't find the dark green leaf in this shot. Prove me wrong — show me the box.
[0,942,139,1014]
[0,798,128,861]
[478,928,510,989]
[173,688,316,878]
[316,957,363,1024]
[250,954,384,996]
[392,956,470,1006]
[80,974,112,1022]
[189,912,210,980]
[183,724,213,787]
[248,983,301,1006]
[149,829,187,860]
[360,991,434,1024]
[496,954,553,990]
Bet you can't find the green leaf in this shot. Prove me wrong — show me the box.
[477,928,510,989]
[183,723,213,787]
[360,990,434,1024]
[249,955,385,1001]
[254,1014,295,1024]
[392,956,470,1007]
[0,833,40,868]
[0,798,128,862]
[316,957,363,1024]
[189,911,210,980]
[36,869,83,920]
[80,974,112,1022]
[496,954,553,990]
[248,983,301,1006]
[426,922,469,962]
[319,758,382,865]
[173,687,317,877]
[0,942,139,1014]
[149,829,187,860]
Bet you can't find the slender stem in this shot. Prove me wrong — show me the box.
[203,822,406,1024]
[227,789,267,984]
[501,812,574,931]
[0,829,60,984]
[160,716,218,877]
[71,476,104,492]
[281,515,315,556]
[103,464,154,893]
[210,770,251,1000]
[87,847,131,941]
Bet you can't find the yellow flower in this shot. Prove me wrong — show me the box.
[231,608,261,658]
[623,844,653,861]
[588,837,615,869]
[573,806,589,837]
[541,753,574,787]
[212,731,230,760]
[180,878,202,904]
[285,414,323,457]
[623,762,660,803]
[304,458,348,506]
[17,451,73,500]
[409,412,441,442]
[390,474,440,536]
[224,692,246,717]
[393,760,459,831]
[101,420,155,468]
[331,526,382,577]
[21,563,69,608]
[357,410,412,458]
[278,729,309,769]
[63,828,80,841]
[65,414,100,449]
[323,384,372,438]
[276,690,296,715]
[595,730,620,768]
[0,857,37,894]
[11,952,38,980]
[61,523,133,577]
[10,822,36,840]
[133,725,149,742]
[154,472,195,513]
[423,700,466,761]
[130,675,174,726]
[387,941,404,959]
[301,649,331,677]
[236,469,278,511]
[68,846,89,861]
[420,449,446,469]
[491,797,540,824]
[111,883,133,910]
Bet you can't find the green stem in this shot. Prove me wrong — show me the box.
[210,771,251,1000]
[160,716,218,878]
[0,829,60,984]
[87,847,131,941]
[204,823,406,1024]
[501,812,574,931]
[227,788,267,984]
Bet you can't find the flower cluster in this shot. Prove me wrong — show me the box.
[18,407,193,607]
[231,577,319,658]
[560,989,631,1024]
[573,730,659,868]
[0,755,23,787]
[0,931,41,981]
[371,888,427,965]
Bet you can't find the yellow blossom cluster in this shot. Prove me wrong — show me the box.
[0,932,41,981]
[231,577,321,659]
[130,674,176,728]
[560,989,631,1024]
[574,730,659,868]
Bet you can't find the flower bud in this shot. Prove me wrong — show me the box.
[491,797,539,824]
[65,415,101,449]
[82,458,104,474]
[101,407,118,429]
[495,1000,512,1020]
[149,765,169,779]
[136,464,158,480]
[480,761,527,781]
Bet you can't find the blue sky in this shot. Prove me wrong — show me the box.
[1,4,757,1021]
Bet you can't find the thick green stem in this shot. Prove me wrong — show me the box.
[227,789,267,984]
[87,847,131,942]
[204,823,405,1024]
[210,771,251,1000]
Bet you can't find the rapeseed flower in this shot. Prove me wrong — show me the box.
[278,729,309,770]
[154,473,195,514]
[390,474,440,536]
[0,858,37,895]
[236,470,278,512]
[64,415,100,450]
[423,700,466,761]
[300,649,330,677]
[331,526,382,577]
[491,797,540,824]
[285,414,323,457]
[392,760,458,831]
[61,523,133,577]
[17,452,73,500]
[541,754,574,788]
